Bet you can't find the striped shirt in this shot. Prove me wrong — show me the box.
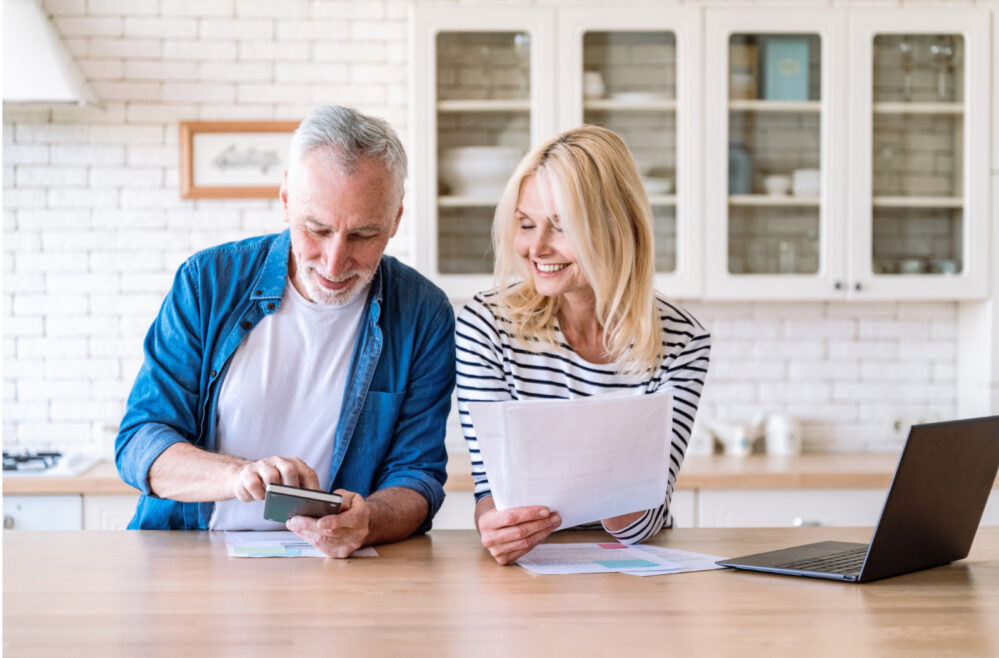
[456,289,711,545]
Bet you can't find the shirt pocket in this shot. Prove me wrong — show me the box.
[353,390,405,461]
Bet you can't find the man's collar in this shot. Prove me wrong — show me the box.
[249,229,291,300]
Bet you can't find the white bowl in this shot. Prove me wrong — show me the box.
[762,174,791,196]
[439,146,522,197]
[641,177,673,195]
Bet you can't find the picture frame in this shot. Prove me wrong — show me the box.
[179,120,299,199]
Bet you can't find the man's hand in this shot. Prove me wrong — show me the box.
[228,456,321,502]
[286,489,370,558]
[476,497,561,565]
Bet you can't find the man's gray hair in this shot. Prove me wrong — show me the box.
[289,105,407,199]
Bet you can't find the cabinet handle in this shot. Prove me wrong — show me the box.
[4,515,14,529]
[792,517,822,527]
[854,282,863,292]
[834,281,843,291]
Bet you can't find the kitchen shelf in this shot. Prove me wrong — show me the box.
[437,99,531,113]
[728,100,821,113]
[648,195,677,205]
[584,98,677,112]
[872,102,964,115]
[728,194,820,207]
[872,196,963,208]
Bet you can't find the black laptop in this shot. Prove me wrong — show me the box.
[716,415,999,583]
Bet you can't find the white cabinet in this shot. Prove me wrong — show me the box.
[846,10,990,301]
[704,7,990,301]
[412,5,703,299]
[704,8,848,300]
[412,5,991,303]
[412,6,556,300]
[3,494,82,530]
[698,489,886,528]
[669,489,696,529]
[83,494,138,530]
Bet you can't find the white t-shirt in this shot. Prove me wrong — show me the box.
[209,278,368,530]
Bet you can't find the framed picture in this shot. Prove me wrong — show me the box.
[179,121,298,199]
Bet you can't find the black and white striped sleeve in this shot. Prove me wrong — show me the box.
[602,301,711,544]
[455,296,513,501]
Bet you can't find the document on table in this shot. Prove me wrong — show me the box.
[515,542,726,576]
[224,531,378,558]
[468,391,673,529]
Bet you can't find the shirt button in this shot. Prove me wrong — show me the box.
[240,320,252,330]
[210,369,217,378]
[255,290,263,295]
[266,303,275,310]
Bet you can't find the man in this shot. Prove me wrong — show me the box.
[116,105,455,557]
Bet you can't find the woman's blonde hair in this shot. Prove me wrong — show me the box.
[492,125,660,378]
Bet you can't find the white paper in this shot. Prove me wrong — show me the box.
[516,542,685,575]
[469,392,672,529]
[224,531,378,558]
[618,545,727,576]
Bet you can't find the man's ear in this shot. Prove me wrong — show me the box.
[279,170,290,223]
[389,203,403,238]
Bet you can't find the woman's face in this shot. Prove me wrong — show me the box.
[513,174,591,300]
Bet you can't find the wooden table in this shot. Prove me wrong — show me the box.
[5,527,998,657]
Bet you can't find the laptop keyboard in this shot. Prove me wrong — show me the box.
[776,546,868,574]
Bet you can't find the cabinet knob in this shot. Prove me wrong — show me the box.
[854,282,863,292]
[4,515,14,529]
[834,281,843,291]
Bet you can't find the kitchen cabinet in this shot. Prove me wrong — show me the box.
[704,8,989,300]
[414,4,990,302]
[697,488,885,528]
[3,495,82,530]
[412,5,702,299]
[558,8,702,298]
[83,494,139,530]
[845,11,989,300]
[412,7,556,300]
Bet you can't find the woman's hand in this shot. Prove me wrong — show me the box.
[475,497,561,565]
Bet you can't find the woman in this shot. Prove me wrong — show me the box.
[456,125,711,565]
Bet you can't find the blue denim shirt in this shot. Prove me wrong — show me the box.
[115,230,455,531]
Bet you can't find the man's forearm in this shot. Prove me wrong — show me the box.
[363,486,430,545]
[148,442,246,502]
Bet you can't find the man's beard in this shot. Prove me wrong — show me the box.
[295,253,376,307]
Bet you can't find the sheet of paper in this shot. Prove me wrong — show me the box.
[515,542,684,575]
[224,531,378,558]
[618,545,727,576]
[469,392,673,529]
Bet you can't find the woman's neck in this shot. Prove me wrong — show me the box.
[557,289,610,364]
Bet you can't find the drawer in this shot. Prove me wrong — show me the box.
[3,494,83,530]
[698,489,886,528]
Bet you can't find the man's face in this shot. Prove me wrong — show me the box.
[281,149,402,306]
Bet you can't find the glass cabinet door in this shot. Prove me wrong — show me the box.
[847,11,988,300]
[726,33,822,278]
[870,34,965,278]
[581,31,678,273]
[704,10,843,300]
[435,30,532,275]
[560,9,701,297]
[413,8,555,299]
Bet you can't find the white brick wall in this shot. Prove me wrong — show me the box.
[2,0,989,458]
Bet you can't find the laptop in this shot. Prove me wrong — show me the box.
[716,415,999,583]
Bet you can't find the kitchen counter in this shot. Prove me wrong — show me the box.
[7,453,997,496]
[6,526,999,656]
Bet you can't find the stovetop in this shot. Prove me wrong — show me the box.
[2,450,101,477]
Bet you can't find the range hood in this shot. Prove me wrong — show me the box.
[3,0,95,105]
